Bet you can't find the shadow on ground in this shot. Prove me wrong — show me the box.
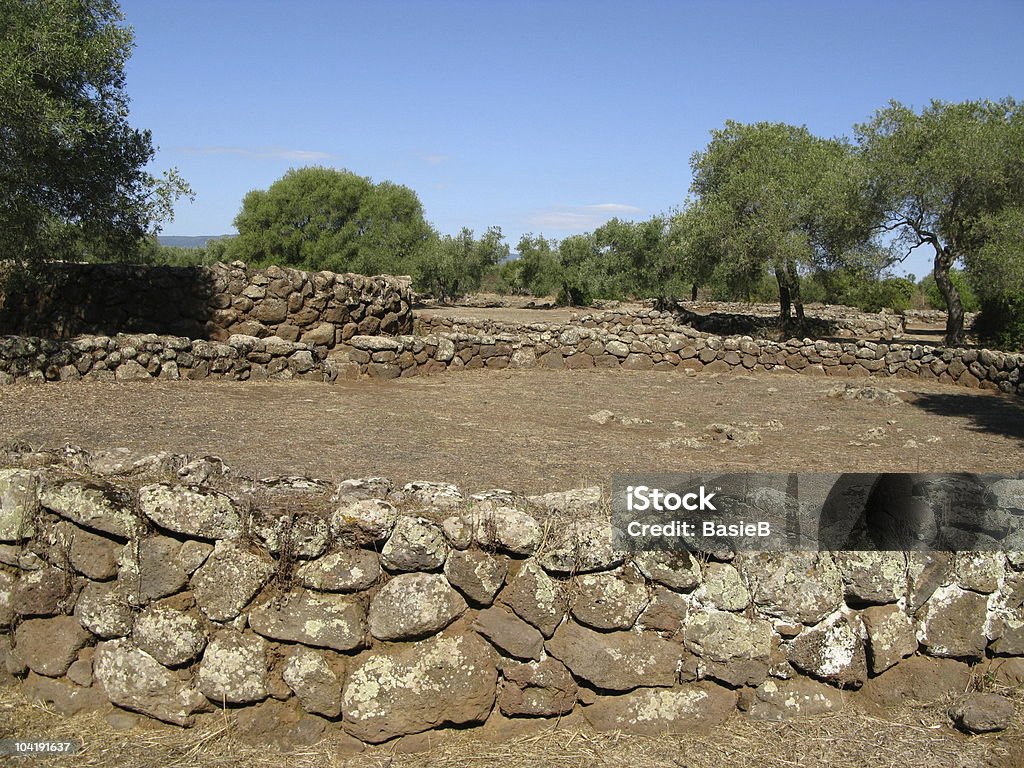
[909,390,1024,443]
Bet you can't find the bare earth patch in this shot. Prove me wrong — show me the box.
[2,367,1023,766]
[1,370,1021,492]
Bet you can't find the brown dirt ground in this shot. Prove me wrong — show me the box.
[2,365,1023,767]
[1,369,1022,493]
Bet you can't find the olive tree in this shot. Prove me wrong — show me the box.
[855,98,1024,346]
[0,0,190,265]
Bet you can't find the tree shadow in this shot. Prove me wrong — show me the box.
[0,262,215,339]
[674,307,838,340]
[907,390,1024,443]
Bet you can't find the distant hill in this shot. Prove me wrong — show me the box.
[157,235,234,248]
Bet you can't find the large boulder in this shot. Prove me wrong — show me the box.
[860,604,917,673]
[76,582,134,638]
[739,552,842,625]
[916,584,988,659]
[380,516,448,572]
[498,657,578,717]
[833,551,907,605]
[0,469,40,541]
[569,570,649,631]
[190,540,275,622]
[249,590,366,651]
[472,605,545,661]
[293,548,380,592]
[132,604,207,667]
[94,639,207,726]
[116,535,190,606]
[584,683,737,735]
[282,646,343,718]
[444,548,507,605]
[330,499,397,545]
[537,519,624,575]
[15,616,92,677]
[138,483,241,540]
[341,632,497,743]
[462,505,542,555]
[40,479,139,539]
[545,622,681,691]
[683,609,773,687]
[748,678,845,721]
[498,561,566,638]
[367,573,465,641]
[198,631,269,705]
[788,612,867,687]
[633,550,702,592]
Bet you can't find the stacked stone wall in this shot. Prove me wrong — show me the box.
[1,447,1022,741]
[2,324,1023,395]
[0,262,412,345]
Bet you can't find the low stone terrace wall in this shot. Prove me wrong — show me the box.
[1,447,1022,742]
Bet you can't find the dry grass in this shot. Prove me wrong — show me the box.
[2,683,1021,768]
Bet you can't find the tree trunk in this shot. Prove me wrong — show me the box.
[786,261,805,322]
[934,248,965,346]
[690,283,698,301]
[775,267,792,322]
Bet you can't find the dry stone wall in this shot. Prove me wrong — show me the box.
[2,322,1022,396]
[1,446,1022,742]
[0,261,412,345]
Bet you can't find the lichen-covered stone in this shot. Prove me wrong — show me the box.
[40,479,139,539]
[293,548,380,592]
[916,584,988,659]
[569,570,649,630]
[341,632,497,743]
[198,631,269,705]
[283,646,342,718]
[330,498,397,544]
[249,589,366,651]
[639,586,690,634]
[860,604,917,673]
[12,566,77,617]
[498,561,567,638]
[586,682,738,737]
[545,622,681,691]
[498,657,577,717]
[833,551,907,605]
[740,552,842,624]
[694,562,749,611]
[49,522,120,581]
[953,552,1005,594]
[76,582,134,638]
[138,483,240,540]
[132,604,207,667]
[117,535,189,606]
[748,678,845,720]
[368,572,466,641]
[94,639,207,726]
[444,548,507,605]
[633,550,702,592]
[15,616,92,677]
[528,487,602,515]
[250,510,329,560]
[788,612,867,687]
[537,519,624,575]
[191,541,275,622]
[683,609,773,687]
[0,469,40,541]
[380,516,448,571]
[463,505,542,555]
[472,605,545,661]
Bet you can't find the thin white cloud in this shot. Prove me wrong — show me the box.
[180,146,334,161]
[583,203,644,214]
[526,202,646,232]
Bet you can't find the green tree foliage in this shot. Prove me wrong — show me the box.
[689,121,873,322]
[0,0,191,266]
[919,269,979,313]
[414,226,508,302]
[228,167,433,275]
[966,206,1024,350]
[507,234,562,297]
[855,98,1024,345]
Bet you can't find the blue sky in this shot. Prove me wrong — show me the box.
[121,0,1023,279]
